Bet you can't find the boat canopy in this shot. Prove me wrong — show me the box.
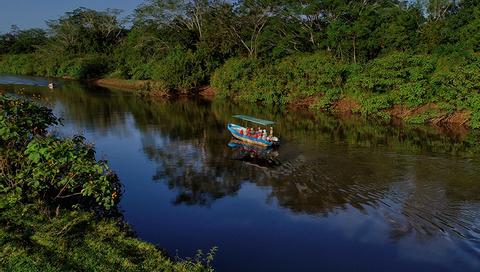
[233,115,275,126]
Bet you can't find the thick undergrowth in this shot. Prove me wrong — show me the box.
[211,51,480,128]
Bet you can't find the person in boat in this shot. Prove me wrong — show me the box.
[269,127,274,138]
[262,129,267,141]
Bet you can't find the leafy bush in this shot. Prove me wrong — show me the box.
[0,96,120,211]
[311,89,342,110]
[151,48,208,92]
[211,57,260,99]
[431,53,480,109]
[278,53,348,102]
[346,52,434,107]
[358,93,395,116]
[0,53,112,79]
[405,109,439,124]
[0,54,39,75]
[23,136,120,210]
[212,52,348,106]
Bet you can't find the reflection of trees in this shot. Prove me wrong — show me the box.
[259,150,400,215]
[5,82,134,136]
[10,80,480,156]
[209,99,480,156]
[140,118,480,241]
[385,158,480,241]
[253,148,480,242]
[7,80,480,241]
[142,131,252,206]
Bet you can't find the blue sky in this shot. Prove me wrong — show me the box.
[0,0,144,33]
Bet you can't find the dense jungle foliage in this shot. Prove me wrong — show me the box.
[0,95,215,271]
[0,0,479,124]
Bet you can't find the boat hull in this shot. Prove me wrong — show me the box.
[227,123,275,147]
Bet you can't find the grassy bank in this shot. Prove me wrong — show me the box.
[1,203,215,272]
[0,95,214,271]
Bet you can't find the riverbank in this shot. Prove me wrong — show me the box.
[332,97,470,127]
[1,203,215,272]
[210,52,480,129]
[88,78,147,91]
[87,76,472,129]
[2,50,479,130]
[0,95,214,272]
[88,78,218,98]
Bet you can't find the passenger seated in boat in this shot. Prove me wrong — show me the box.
[262,130,267,140]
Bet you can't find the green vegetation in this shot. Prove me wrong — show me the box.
[0,95,215,271]
[0,0,479,126]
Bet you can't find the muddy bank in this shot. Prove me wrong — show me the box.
[337,98,470,127]
[89,77,218,99]
[88,78,147,92]
[290,96,471,129]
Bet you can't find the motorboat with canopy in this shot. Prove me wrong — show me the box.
[227,115,280,147]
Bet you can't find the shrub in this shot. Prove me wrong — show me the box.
[431,53,480,109]
[212,52,348,106]
[211,57,260,99]
[278,52,348,102]
[0,96,120,211]
[347,52,434,107]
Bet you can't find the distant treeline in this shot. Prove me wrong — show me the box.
[0,0,479,124]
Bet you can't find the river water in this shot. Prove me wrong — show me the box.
[1,75,480,271]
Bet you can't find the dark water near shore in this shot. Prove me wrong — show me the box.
[1,75,480,272]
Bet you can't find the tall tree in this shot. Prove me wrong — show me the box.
[134,0,214,41]
[427,0,457,20]
[45,7,124,54]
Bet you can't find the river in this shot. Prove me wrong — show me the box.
[1,74,479,272]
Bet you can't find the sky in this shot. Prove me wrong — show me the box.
[0,0,145,33]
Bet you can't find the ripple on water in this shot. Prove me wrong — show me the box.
[257,147,480,245]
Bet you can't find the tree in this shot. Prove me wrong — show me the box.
[222,0,283,58]
[134,0,213,41]
[45,7,125,54]
[0,25,46,54]
[427,0,457,20]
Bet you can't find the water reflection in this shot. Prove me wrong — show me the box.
[2,74,480,271]
[227,140,281,168]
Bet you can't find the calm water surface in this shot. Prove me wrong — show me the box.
[1,75,480,272]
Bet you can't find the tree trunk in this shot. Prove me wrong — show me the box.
[353,35,356,63]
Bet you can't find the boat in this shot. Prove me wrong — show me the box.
[227,115,280,147]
